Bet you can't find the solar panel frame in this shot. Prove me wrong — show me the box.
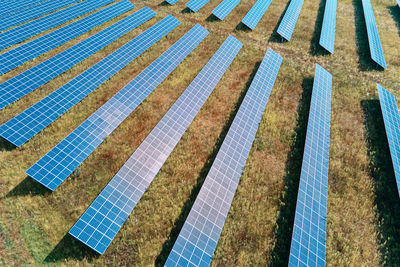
[0,0,114,51]
[241,0,272,30]
[361,0,387,69]
[69,35,241,255]
[319,0,337,53]
[277,0,304,41]
[0,0,43,18]
[165,48,283,267]
[26,24,209,191]
[186,0,209,12]
[0,15,180,147]
[211,0,241,20]
[377,84,400,197]
[0,4,152,111]
[288,64,332,267]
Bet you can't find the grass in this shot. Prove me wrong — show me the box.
[0,0,400,265]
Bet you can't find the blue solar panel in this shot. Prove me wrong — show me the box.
[212,0,240,20]
[0,0,79,32]
[0,4,151,111]
[165,48,282,267]
[26,24,209,191]
[277,0,304,41]
[377,85,400,197]
[398,0,400,8]
[186,0,209,12]
[0,0,113,51]
[361,0,387,69]
[0,0,119,69]
[288,64,332,267]
[166,0,179,5]
[0,15,180,147]
[241,0,272,30]
[0,0,42,18]
[319,0,337,53]
[69,34,241,255]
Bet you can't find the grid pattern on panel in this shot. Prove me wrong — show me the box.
[377,85,400,197]
[26,24,209,191]
[0,5,151,111]
[165,48,283,267]
[277,0,304,41]
[319,0,337,53]
[0,0,42,18]
[361,0,387,69]
[0,15,180,147]
[0,0,121,71]
[69,35,241,255]
[0,0,113,51]
[0,0,79,32]
[212,0,241,20]
[166,0,179,5]
[186,0,209,12]
[288,64,332,267]
[241,0,272,30]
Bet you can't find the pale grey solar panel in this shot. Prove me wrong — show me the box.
[361,0,387,69]
[398,0,400,8]
[288,64,332,267]
[0,0,112,50]
[0,0,79,32]
[241,0,272,30]
[186,0,209,12]
[26,24,208,191]
[0,15,179,147]
[69,34,240,255]
[166,48,282,267]
[0,0,42,18]
[377,85,400,197]
[212,0,240,20]
[0,2,144,111]
[319,0,337,53]
[277,0,304,41]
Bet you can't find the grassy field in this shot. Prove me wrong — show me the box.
[1,0,400,265]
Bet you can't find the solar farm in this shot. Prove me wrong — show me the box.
[0,0,400,266]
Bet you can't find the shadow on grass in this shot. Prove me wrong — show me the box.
[0,137,16,152]
[268,0,292,43]
[268,77,314,266]
[234,22,251,32]
[388,5,400,37]
[361,99,400,265]
[352,0,384,71]
[181,7,192,14]
[154,61,262,266]
[44,234,99,263]
[309,0,330,56]
[205,14,220,22]
[5,177,50,198]
[158,1,170,6]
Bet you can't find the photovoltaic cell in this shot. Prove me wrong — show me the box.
[0,0,79,32]
[69,34,241,255]
[165,48,282,267]
[0,0,42,18]
[0,0,121,70]
[186,0,209,12]
[26,24,209,191]
[166,0,179,5]
[241,0,272,30]
[0,15,180,147]
[377,84,400,197]
[0,5,152,111]
[0,0,114,51]
[288,64,332,267]
[319,0,337,53]
[212,0,240,20]
[361,0,387,69]
[277,0,304,41]
[398,0,400,8]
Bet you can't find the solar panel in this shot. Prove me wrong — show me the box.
[186,0,209,12]
[212,0,240,20]
[277,0,304,41]
[166,0,179,5]
[69,34,241,255]
[398,0,400,8]
[288,64,332,267]
[377,84,400,197]
[319,0,337,53]
[0,5,152,111]
[165,48,282,267]
[0,0,79,32]
[361,0,387,69]
[0,0,114,51]
[26,24,209,191]
[0,0,42,18]
[0,15,180,147]
[241,0,272,30]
